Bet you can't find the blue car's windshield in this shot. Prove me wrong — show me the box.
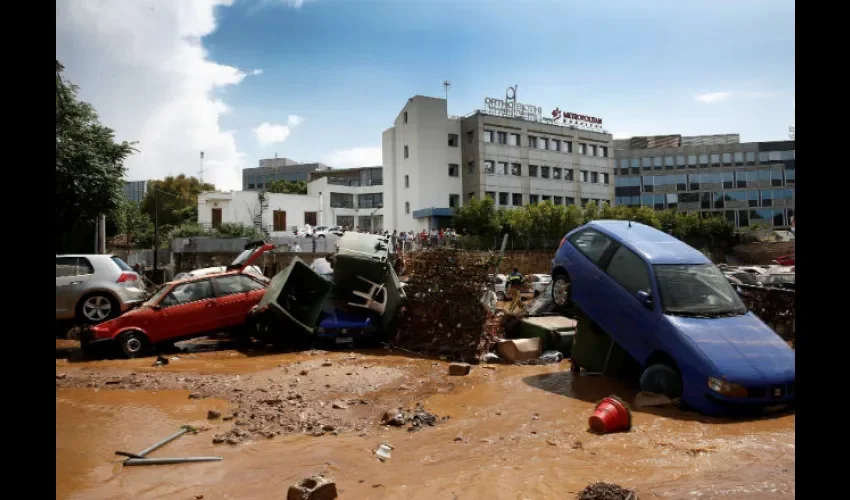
[654,264,747,317]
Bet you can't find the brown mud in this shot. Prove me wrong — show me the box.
[56,342,794,499]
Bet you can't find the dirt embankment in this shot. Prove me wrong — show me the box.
[56,350,451,444]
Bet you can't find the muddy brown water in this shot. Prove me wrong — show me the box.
[56,346,794,499]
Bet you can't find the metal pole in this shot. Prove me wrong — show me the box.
[124,457,223,466]
[153,189,159,279]
[137,426,190,457]
[98,214,107,254]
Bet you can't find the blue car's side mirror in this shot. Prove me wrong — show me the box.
[636,290,653,309]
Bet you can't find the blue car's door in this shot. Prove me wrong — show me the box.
[594,243,659,363]
[565,228,617,319]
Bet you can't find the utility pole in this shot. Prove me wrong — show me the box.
[198,151,205,186]
[153,189,159,279]
[443,80,451,101]
[98,214,106,254]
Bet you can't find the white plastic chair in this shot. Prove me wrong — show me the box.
[348,276,387,315]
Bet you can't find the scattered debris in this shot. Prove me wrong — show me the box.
[448,362,471,376]
[374,443,393,462]
[480,352,501,363]
[188,392,203,400]
[119,425,223,467]
[576,481,637,500]
[517,350,564,365]
[332,401,348,410]
[381,404,440,430]
[381,409,406,427]
[496,338,543,363]
[633,392,678,409]
[207,410,221,420]
[153,356,169,367]
[287,474,339,500]
[56,373,67,380]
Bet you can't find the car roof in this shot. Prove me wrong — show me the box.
[585,220,710,265]
[169,270,244,285]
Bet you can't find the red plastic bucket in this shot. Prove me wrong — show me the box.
[588,396,632,434]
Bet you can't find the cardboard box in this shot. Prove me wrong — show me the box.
[496,338,543,363]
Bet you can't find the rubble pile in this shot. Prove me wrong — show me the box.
[396,249,503,361]
[380,403,443,432]
[738,285,795,344]
[577,482,638,500]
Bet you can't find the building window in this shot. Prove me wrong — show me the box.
[528,165,538,177]
[758,151,769,163]
[591,172,599,183]
[466,161,475,176]
[304,212,318,226]
[713,192,724,209]
[484,160,495,174]
[733,152,744,165]
[541,195,551,203]
[710,154,721,165]
[664,157,675,169]
[785,169,795,185]
[509,133,520,146]
[641,157,651,169]
[563,141,573,153]
[330,192,354,209]
[528,135,538,148]
[564,168,574,181]
[579,143,587,155]
[666,193,678,210]
[761,190,773,207]
[771,169,784,187]
[530,194,539,204]
[485,191,495,201]
[591,144,598,157]
[553,196,563,206]
[449,194,460,208]
[404,145,409,159]
[550,139,561,152]
[497,131,508,144]
[653,157,663,169]
[248,184,255,189]
[581,198,589,206]
[563,197,574,206]
[602,173,610,184]
[541,166,550,179]
[745,152,756,164]
[747,190,759,207]
[467,131,474,144]
[403,111,408,124]
[698,154,709,167]
[698,192,711,210]
[448,134,458,147]
[510,163,521,176]
[675,155,686,169]
[498,192,508,206]
[357,193,383,209]
[512,193,522,206]
[496,161,508,175]
[599,146,608,158]
[484,130,493,143]
[686,155,696,168]
[722,172,734,189]
[721,153,732,165]
[405,202,410,214]
[619,159,628,170]
[448,164,459,177]
[553,167,562,180]
[580,170,588,182]
[405,175,409,188]
[630,158,640,169]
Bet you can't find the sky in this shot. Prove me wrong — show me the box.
[56,0,795,191]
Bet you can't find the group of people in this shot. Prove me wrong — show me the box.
[336,226,462,252]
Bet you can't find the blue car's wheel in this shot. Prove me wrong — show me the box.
[551,273,573,311]
[639,363,683,399]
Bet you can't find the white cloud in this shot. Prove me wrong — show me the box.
[323,146,382,168]
[253,116,304,147]
[56,0,254,191]
[250,69,263,76]
[695,92,731,103]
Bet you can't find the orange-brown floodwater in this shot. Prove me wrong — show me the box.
[56,348,794,499]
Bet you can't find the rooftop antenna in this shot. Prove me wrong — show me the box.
[198,151,205,185]
[443,80,451,101]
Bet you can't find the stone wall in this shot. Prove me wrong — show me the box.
[498,250,555,275]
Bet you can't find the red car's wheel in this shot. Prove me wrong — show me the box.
[116,330,151,359]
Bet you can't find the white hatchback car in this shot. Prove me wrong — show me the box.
[527,274,552,297]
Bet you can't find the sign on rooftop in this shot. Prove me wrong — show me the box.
[483,86,542,122]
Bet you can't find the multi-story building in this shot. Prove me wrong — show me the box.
[123,180,148,203]
[382,92,615,231]
[613,135,795,228]
[242,157,332,190]
[198,190,320,236]
[306,166,385,231]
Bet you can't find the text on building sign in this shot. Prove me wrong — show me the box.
[551,108,603,125]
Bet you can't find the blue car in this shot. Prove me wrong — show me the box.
[550,220,795,415]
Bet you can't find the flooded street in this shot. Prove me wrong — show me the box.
[56,342,794,499]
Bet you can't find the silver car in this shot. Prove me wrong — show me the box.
[56,254,147,323]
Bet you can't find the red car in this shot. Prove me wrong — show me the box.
[774,254,795,266]
[82,243,273,358]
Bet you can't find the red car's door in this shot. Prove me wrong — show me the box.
[210,274,267,327]
[154,279,219,341]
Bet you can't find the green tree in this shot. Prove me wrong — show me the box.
[113,198,154,248]
[140,175,215,230]
[265,179,308,194]
[56,60,137,252]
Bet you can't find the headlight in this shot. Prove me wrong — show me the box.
[707,377,748,398]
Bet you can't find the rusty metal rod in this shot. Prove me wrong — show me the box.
[136,426,192,457]
[123,457,222,466]
[115,451,145,459]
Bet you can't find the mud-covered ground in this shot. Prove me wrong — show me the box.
[56,338,795,500]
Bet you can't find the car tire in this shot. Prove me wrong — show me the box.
[639,363,683,399]
[319,234,326,238]
[551,273,573,312]
[116,330,151,359]
[77,293,119,324]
